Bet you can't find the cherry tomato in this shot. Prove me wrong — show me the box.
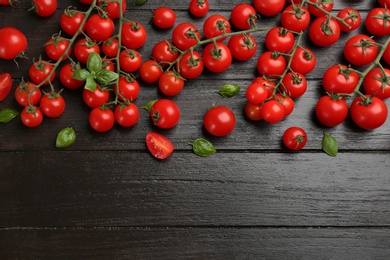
[203,42,232,73]
[230,3,257,29]
[60,8,86,36]
[31,0,57,17]
[114,103,139,127]
[40,92,66,118]
[21,106,43,128]
[28,59,55,85]
[315,95,348,127]
[150,99,181,129]
[86,14,115,42]
[280,5,311,32]
[246,82,268,105]
[261,100,285,124]
[97,0,126,19]
[363,68,390,100]
[102,58,115,72]
[83,87,110,108]
[309,16,340,47]
[89,107,115,132]
[139,60,163,83]
[350,95,388,130]
[145,132,174,160]
[0,27,28,60]
[289,47,316,75]
[119,49,142,73]
[308,0,334,17]
[337,7,361,32]
[158,71,185,97]
[283,126,307,151]
[60,63,85,90]
[252,76,276,98]
[204,105,236,137]
[176,50,204,79]
[365,8,390,37]
[102,38,119,57]
[152,40,179,64]
[203,14,230,41]
[257,51,286,78]
[228,33,257,61]
[172,22,200,51]
[265,27,294,53]
[45,34,71,61]
[114,75,140,101]
[254,0,286,16]
[245,102,263,121]
[121,21,147,49]
[189,0,209,17]
[14,81,41,106]
[344,34,378,66]
[153,6,176,29]
[0,73,12,101]
[274,93,294,116]
[322,64,359,95]
[74,38,100,64]
[280,72,307,99]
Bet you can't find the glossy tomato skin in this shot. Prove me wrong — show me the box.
[40,93,66,118]
[0,27,28,60]
[28,60,55,85]
[290,47,316,75]
[152,40,179,64]
[261,100,285,124]
[275,93,294,117]
[245,102,263,121]
[0,73,12,101]
[145,132,174,160]
[252,76,276,98]
[83,87,110,108]
[60,9,86,36]
[172,22,200,50]
[114,75,140,101]
[176,50,204,79]
[280,72,307,98]
[89,107,115,132]
[254,0,286,16]
[337,7,361,32]
[228,33,257,61]
[121,21,147,49]
[265,27,294,53]
[203,14,230,41]
[309,17,340,47]
[97,0,126,19]
[344,34,378,66]
[204,106,236,137]
[257,51,286,78]
[21,106,43,128]
[153,6,176,29]
[102,38,119,57]
[246,82,268,105]
[308,0,333,17]
[365,8,390,36]
[86,14,115,42]
[14,82,41,106]
[283,127,307,151]
[114,103,139,127]
[45,36,71,61]
[189,0,209,17]
[281,5,310,32]
[202,42,232,73]
[315,95,348,127]
[230,3,257,29]
[363,68,390,100]
[60,63,85,90]
[31,0,57,17]
[350,95,388,130]
[139,60,163,84]
[119,49,142,73]
[322,64,359,94]
[158,71,185,97]
[74,38,100,64]
[150,99,180,129]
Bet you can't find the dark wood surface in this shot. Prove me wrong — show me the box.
[1,1,389,259]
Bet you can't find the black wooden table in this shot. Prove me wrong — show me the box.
[1,1,389,259]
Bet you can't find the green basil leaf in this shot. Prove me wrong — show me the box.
[87,52,102,73]
[95,69,119,84]
[85,75,97,92]
[218,84,240,98]
[322,132,338,157]
[132,0,147,6]
[0,108,19,123]
[142,99,158,112]
[72,69,90,81]
[56,127,76,148]
[189,138,216,157]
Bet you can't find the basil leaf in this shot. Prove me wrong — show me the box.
[322,132,338,157]
[56,127,76,148]
[189,138,216,157]
[0,108,19,123]
[85,75,97,92]
[218,84,240,98]
[87,52,102,73]
[142,99,158,112]
[72,69,89,81]
[132,0,147,6]
[95,69,119,84]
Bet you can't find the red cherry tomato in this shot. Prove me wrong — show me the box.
[83,87,110,108]
[86,14,115,42]
[119,49,142,73]
[309,16,340,47]
[0,73,12,101]
[363,68,390,100]
[283,126,307,151]
[172,22,200,51]
[60,63,85,90]
[151,40,179,64]
[230,3,257,29]
[21,106,43,128]
[158,71,185,97]
[202,42,232,73]
[31,0,57,17]
[350,95,388,130]
[153,6,176,29]
[261,100,285,124]
[203,105,236,136]
[280,5,311,32]
[365,8,390,37]
[114,75,140,101]
[315,95,348,127]
[121,21,147,49]
[40,92,66,118]
[45,35,71,62]
[322,64,359,95]
[89,107,115,132]
[265,27,295,53]
[289,47,316,75]
[97,0,126,19]
[254,0,286,17]
[337,7,361,32]
[28,59,55,85]
[139,60,163,84]
[245,102,263,121]
[344,34,378,67]
[176,50,204,79]
[228,33,257,61]
[0,27,28,60]
[257,51,286,78]
[150,99,181,129]
[203,14,230,41]
[114,103,139,127]
[60,8,86,36]
[280,72,307,99]
[14,81,41,106]
[189,0,209,17]
[74,38,100,64]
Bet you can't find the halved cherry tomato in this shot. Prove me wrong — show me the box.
[0,73,12,101]
[146,132,174,160]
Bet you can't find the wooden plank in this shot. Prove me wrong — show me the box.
[1,151,389,227]
[0,227,389,259]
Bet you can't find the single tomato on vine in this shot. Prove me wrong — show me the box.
[172,22,200,51]
[119,49,142,73]
[158,71,185,97]
[28,59,55,85]
[322,64,359,94]
[83,87,110,108]
[280,5,311,32]
[176,50,204,79]
[40,92,66,118]
[228,33,257,61]
[86,14,115,42]
[139,60,163,83]
[245,82,268,105]
[275,93,294,117]
[315,95,348,127]
[14,81,41,106]
[253,0,286,16]
[89,107,115,132]
[121,21,147,49]
[114,103,139,128]
[74,38,100,64]
[114,75,140,101]
[261,100,285,124]
[230,3,257,29]
[189,0,209,17]
[344,34,378,66]
[309,16,340,47]
[21,106,43,128]
[257,51,286,78]
[245,102,263,121]
[337,7,361,32]
[60,63,85,90]
[97,0,126,19]
[203,14,230,41]
[30,0,57,17]
[289,47,316,75]
[45,34,71,61]
[60,8,86,36]
[265,27,294,53]
[350,95,388,130]
[280,72,307,99]
[151,40,179,64]
[363,68,390,100]
[202,42,232,73]
[102,38,119,58]
[0,27,28,60]
[365,8,390,37]
[308,0,334,17]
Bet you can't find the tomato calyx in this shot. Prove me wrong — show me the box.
[352,37,378,57]
[373,68,390,92]
[338,64,356,80]
[196,0,206,7]
[294,134,306,149]
[185,28,201,41]
[290,72,303,84]
[271,51,281,59]
[43,89,63,99]
[287,5,307,19]
[63,6,79,17]
[358,93,376,106]
[372,8,390,26]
